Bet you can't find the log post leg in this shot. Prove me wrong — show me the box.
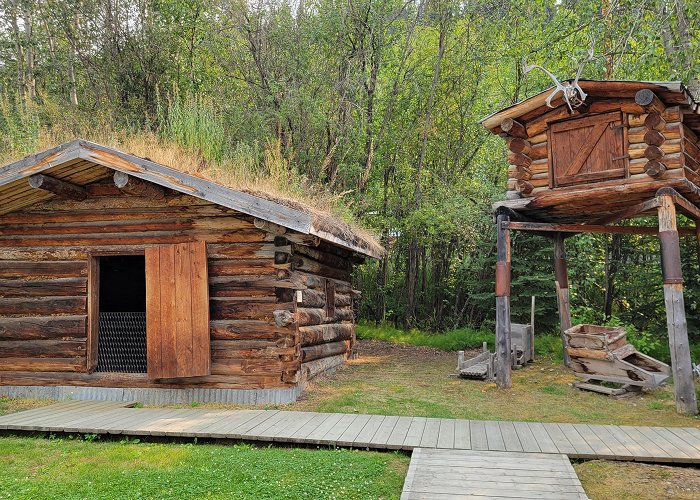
[495,214,512,389]
[658,194,698,415]
[553,233,572,367]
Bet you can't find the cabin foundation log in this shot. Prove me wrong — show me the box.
[553,233,572,367]
[657,194,698,415]
[495,214,512,389]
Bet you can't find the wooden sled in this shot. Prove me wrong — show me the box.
[565,324,670,394]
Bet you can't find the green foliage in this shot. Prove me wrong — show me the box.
[357,321,494,351]
[0,438,408,499]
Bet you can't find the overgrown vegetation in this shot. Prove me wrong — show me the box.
[0,437,408,499]
[0,1,699,338]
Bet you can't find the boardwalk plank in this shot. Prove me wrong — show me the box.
[588,424,635,460]
[572,425,615,459]
[319,413,358,443]
[436,419,455,449]
[304,413,345,443]
[368,415,399,447]
[513,421,541,453]
[352,414,386,448]
[666,427,700,453]
[385,417,412,450]
[557,423,595,457]
[617,425,672,462]
[528,422,559,454]
[470,420,489,450]
[418,418,441,448]
[402,417,427,450]
[484,420,506,451]
[604,425,651,460]
[284,412,332,442]
[499,421,524,452]
[647,427,700,462]
[453,419,471,449]
[635,426,690,462]
[338,414,372,447]
[273,412,318,441]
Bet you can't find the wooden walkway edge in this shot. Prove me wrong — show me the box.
[1,402,700,464]
[401,448,588,499]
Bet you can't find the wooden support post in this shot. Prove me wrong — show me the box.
[553,233,572,367]
[28,174,86,201]
[658,194,698,415]
[495,214,512,389]
[114,171,165,198]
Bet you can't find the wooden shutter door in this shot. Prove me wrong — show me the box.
[145,241,210,379]
[550,111,627,187]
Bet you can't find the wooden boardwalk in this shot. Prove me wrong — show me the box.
[402,448,588,499]
[2,401,700,464]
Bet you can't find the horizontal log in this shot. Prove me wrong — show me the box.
[113,171,165,198]
[211,341,296,360]
[295,289,352,308]
[208,259,276,276]
[635,89,665,114]
[645,160,667,178]
[290,255,351,281]
[0,277,87,298]
[301,340,349,362]
[301,354,346,380]
[28,174,86,201]
[0,370,290,389]
[529,132,547,144]
[628,107,681,127]
[0,357,86,372]
[291,244,353,271]
[209,320,294,341]
[0,315,86,340]
[507,138,531,154]
[0,231,270,248]
[210,300,293,321]
[645,112,666,131]
[629,122,681,143]
[300,323,354,346]
[211,358,298,377]
[0,220,194,236]
[296,307,354,326]
[644,145,665,161]
[0,340,86,358]
[515,179,534,194]
[287,271,352,293]
[501,118,528,138]
[0,261,87,279]
[628,140,681,160]
[526,106,576,136]
[507,221,696,236]
[507,152,532,168]
[644,129,665,146]
[0,296,86,316]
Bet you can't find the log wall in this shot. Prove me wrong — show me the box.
[273,239,358,383]
[505,104,700,199]
[0,190,300,390]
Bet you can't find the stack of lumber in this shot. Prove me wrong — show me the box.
[565,324,670,394]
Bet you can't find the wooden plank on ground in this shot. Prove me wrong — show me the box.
[617,425,672,462]
[273,412,318,442]
[470,420,489,450]
[666,427,700,453]
[352,414,386,448]
[200,410,266,438]
[436,419,455,449]
[642,426,696,462]
[418,418,441,448]
[337,414,373,447]
[318,413,358,443]
[304,413,345,444]
[556,423,595,457]
[453,419,471,449]
[588,424,636,460]
[542,423,577,455]
[499,421,524,452]
[513,421,541,453]
[402,417,427,450]
[571,424,616,459]
[635,426,690,462]
[370,415,400,448]
[385,417,413,450]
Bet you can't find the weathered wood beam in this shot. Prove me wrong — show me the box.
[28,174,86,201]
[592,198,661,225]
[507,221,697,237]
[635,89,666,115]
[656,187,700,222]
[553,233,572,368]
[657,194,698,415]
[113,171,165,198]
[500,118,528,139]
[495,214,512,389]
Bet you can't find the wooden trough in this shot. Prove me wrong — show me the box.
[565,324,670,395]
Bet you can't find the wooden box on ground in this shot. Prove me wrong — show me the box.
[0,140,382,404]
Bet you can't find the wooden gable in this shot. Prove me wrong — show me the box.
[549,111,628,187]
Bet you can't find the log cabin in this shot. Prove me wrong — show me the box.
[0,140,382,404]
[482,80,700,414]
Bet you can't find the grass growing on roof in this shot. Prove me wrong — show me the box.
[0,436,408,500]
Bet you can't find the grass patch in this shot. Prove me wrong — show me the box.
[0,436,408,499]
[0,396,53,417]
[356,323,494,352]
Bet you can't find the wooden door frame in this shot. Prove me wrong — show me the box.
[86,250,146,373]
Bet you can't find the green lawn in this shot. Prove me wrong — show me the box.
[0,436,408,500]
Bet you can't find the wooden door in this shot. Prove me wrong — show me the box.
[144,241,210,379]
[549,111,627,187]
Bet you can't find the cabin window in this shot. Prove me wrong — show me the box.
[549,111,628,187]
[95,255,148,373]
[325,279,336,319]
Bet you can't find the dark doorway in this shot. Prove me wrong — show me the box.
[96,255,147,373]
